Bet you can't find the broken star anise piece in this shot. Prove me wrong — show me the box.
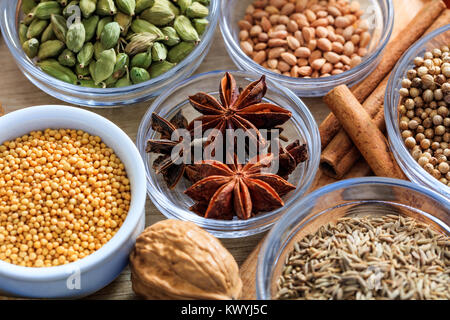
[184,153,296,220]
[277,140,308,179]
[146,112,189,189]
[187,72,292,148]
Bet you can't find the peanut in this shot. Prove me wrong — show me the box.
[238,0,372,78]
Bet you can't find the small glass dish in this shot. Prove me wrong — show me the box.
[220,0,393,97]
[385,25,450,199]
[136,70,321,238]
[257,177,450,300]
[0,0,219,107]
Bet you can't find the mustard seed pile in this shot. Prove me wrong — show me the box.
[276,215,450,300]
[0,129,130,267]
[398,45,450,186]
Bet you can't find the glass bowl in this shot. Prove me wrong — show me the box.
[385,25,450,199]
[136,70,321,238]
[0,0,220,107]
[220,0,393,97]
[257,177,450,300]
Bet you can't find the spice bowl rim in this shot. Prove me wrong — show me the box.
[136,69,321,238]
[0,105,146,283]
[385,25,450,199]
[256,176,450,300]
[0,0,220,107]
[219,0,394,97]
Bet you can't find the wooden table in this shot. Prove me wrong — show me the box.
[0,0,426,298]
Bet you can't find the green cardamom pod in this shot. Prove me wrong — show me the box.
[116,0,136,16]
[186,2,209,19]
[35,1,61,20]
[140,0,175,26]
[77,42,94,68]
[77,78,104,88]
[27,19,49,39]
[58,49,77,67]
[131,48,151,69]
[151,42,167,62]
[125,32,157,56]
[57,0,69,7]
[104,74,119,87]
[22,38,40,59]
[167,41,195,63]
[131,19,166,41]
[93,48,116,84]
[96,0,117,16]
[115,74,132,87]
[173,15,199,43]
[89,60,96,77]
[196,0,210,5]
[135,0,154,14]
[19,23,29,45]
[193,18,208,36]
[112,52,130,79]
[177,0,192,14]
[38,59,78,84]
[23,7,37,26]
[82,15,99,42]
[38,39,65,60]
[130,67,150,84]
[161,26,180,46]
[51,14,68,42]
[41,23,56,42]
[22,0,37,15]
[149,60,175,78]
[76,63,91,78]
[100,22,121,49]
[93,40,105,60]
[66,21,86,52]
[63,0,80,18]
[96,16,113,40]
[80,0,96,18]
[114,12,132,36]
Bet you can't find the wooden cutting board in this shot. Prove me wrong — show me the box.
[237,0,432,300]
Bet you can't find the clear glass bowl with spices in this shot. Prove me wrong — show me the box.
[136,70,321,238]
[257,177,450,300]
[0,0,219,107]
[385,25,450,199]
[220,0,393,97]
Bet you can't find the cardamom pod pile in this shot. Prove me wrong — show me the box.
[19,0,210,88]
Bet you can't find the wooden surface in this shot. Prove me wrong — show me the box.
[0,0,431,300]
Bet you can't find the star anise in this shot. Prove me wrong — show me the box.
[187,72,292,149]
[184,153,296,220]
[146,111,190,189]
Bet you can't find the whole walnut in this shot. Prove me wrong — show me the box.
[129,219,242,300]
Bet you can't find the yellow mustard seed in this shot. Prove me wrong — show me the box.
[0,129,131,268]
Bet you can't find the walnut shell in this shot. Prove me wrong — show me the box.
[129,219,242,300]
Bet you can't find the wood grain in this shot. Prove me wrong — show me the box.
[0,0,431,300]
[238,0,431,299]
[0,21,330,300]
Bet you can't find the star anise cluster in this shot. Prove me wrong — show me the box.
[146,73,308,220]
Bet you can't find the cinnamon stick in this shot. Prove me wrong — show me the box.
[320,77,388,178]
[324,85,406,180]
[319,8,450,178]
[318,0,446,149]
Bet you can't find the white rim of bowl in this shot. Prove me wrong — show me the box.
[0,0,220,96]
[256,176,450,299]
[0,105,146,281]
[385,25,450,198]
[137,69,321,236]
[219,0,394,86]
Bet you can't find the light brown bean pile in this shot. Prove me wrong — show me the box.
[238,0,371,78]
